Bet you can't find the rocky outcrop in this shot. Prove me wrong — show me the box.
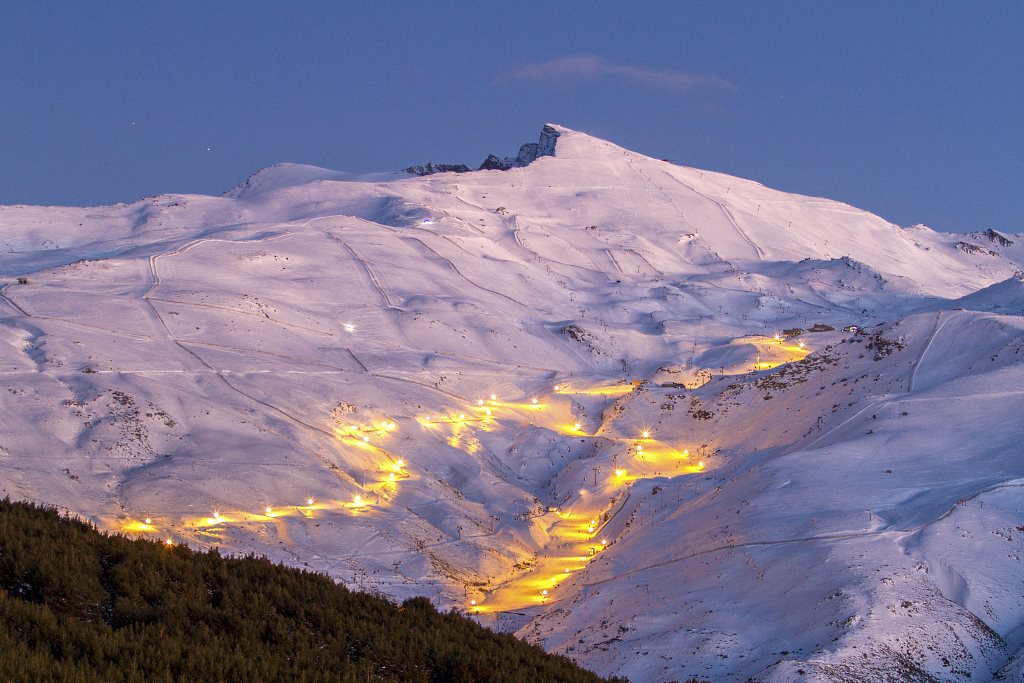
[403,163,472,177]
[477,124,561,171]
[403,125,562,176]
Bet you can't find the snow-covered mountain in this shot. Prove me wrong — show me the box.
[1,125,1021,682]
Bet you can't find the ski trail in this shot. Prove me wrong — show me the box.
[646,162,766,260]
[907,310,948,393]
[147,297,332,337]
[0,284,29,317]
[400,236,528,308]
[603,248,625,275]
[324,233,398,309]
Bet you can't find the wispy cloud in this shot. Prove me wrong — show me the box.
[504,54,735,94]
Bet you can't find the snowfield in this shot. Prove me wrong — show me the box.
[1,125,1021,682]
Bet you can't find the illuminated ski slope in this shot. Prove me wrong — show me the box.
[1,125,1022,681]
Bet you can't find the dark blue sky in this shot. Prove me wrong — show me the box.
[2,2,1021,232]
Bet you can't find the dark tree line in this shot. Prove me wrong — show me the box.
[0,498,626,682]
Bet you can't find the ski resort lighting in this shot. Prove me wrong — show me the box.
[344,323,355,333]
[164,538,174,546]
[212,511,222,522]
[265,506,274,515]
[798,340,806,349]
[388,472,396,482]
[306,498,315,506]
[362,436,370,443]
[541,589,548,596]
[353,494,363,506]
[773,333,782,341]
[143,517,151,525]
[601,539,607,546]
[530,397,539,406]
[490,394,497,401]
[395,458,405,469]
[615,468,626,477]
[484,408,492,416]
[636,444,643,453]
[477,399,484,406]
[681,449,690,458]
[642,429,651,439]
[698,461,705,469]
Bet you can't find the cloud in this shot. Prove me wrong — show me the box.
[504,54,735,94]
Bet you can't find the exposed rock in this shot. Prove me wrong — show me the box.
[982,229,1014,247]
[403,163,472,177]
[956,241,999,257]
[403,125,562,176]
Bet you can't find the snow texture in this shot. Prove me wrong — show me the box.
[1,124,1022,682]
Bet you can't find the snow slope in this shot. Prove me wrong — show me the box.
[1,125,1021,682]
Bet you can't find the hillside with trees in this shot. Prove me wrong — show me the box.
[0,498,621,682]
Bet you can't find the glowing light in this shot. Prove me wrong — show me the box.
[484,408,492,416]
[490,393,497,401]
[362,436,369,443]
[587,526,595,533]
[388,472,396,481]
[579,489,587,496]
[698,460,705,469]
[564,568,571,573]
[265,506,273,515]
[470,599,477,606]
[306,498,315,506]
[541,589,549,596]
[642,430,651,439]
[344,323,355,333]
[615,468,626,477]
[212,511,222,522]
[143,517,151,525]
[798,340,806,349]
[530,397,538,405]
[395,458,405,469]
[458,413,466,420]
[553,384,562,391]
[164,538,174,546]
[477,399,484,406]
[681,449,690,458]
[636,444,644,452]
[773,333,781,341]
[601,539,607,546]
[353,494,363,505]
